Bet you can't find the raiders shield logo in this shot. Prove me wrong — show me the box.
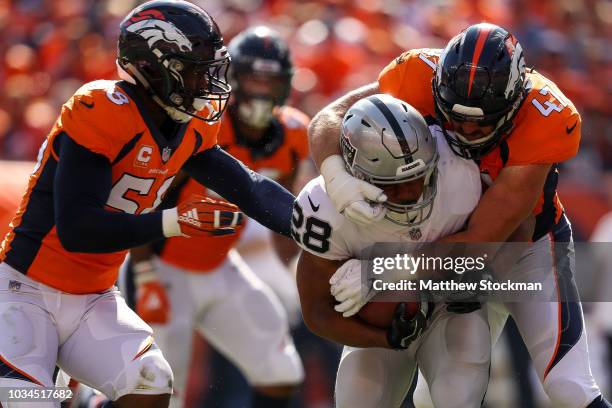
[161,147,172,163]
[408,228,422,240]
[341,135,357,167]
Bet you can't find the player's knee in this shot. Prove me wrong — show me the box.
[444,311,491,365]
[120,347,173,399]
[543,373,601,408]
[249,340,304,386]
[0,304,35,358]
[231,286,303,385]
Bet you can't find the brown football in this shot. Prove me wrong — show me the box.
[357,301,419,329]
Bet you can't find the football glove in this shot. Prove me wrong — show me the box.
[162,194,244,238]
[320,155,387,225]
[330,259,376,317]
[134,260,170,324]
[386,301,430,350]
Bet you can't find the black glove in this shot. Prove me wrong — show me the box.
[386,301,430,350]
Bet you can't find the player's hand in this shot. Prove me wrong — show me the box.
[134,260,170,324]
[320,155,387,225]
[330,259,375,317]
[386,301,430,350]
[162,194,244,238]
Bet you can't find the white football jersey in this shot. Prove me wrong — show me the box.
[293,128,481,260]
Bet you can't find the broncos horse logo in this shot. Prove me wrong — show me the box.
[126,18,193,53]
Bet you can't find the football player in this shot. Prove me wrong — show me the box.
[295,94,491,407]
[307,23,610,407]
[0,2,296,408]
[127,26,308,408]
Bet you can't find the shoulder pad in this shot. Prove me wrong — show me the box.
[378,49,440,117]
[60,81,137,161]
[507,71,581,165]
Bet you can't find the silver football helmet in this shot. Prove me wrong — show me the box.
[340,94,439,226]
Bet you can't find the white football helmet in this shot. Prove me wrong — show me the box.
[340,94,439,226]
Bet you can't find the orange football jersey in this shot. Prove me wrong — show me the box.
[158,106,309,272]
[378,49,581,239]
[0,80,219,294]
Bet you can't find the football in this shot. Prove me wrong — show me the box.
[357,301,419,329]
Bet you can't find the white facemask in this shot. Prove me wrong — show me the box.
[237,98,274,129]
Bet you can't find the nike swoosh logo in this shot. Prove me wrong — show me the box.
[308,195,320,212]
[79,100,95,109]
[566,121,578,134]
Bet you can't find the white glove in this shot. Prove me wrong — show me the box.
[329,259,376,317]
[320,155,387,225]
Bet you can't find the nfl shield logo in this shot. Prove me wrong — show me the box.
[408,228,422,240]
[8,280,21,291]
[161,147,172,163]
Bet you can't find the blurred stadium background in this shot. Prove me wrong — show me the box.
[0,0,610,407]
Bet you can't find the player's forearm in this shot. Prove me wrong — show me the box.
[309,82,379,169]
[56,207,166,253]
[303,305,389,348]
[297,251,390,348]
[185,146,295,237]
[441,165,549,244]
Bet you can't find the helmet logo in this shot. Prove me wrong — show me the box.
[409,228,422,240]
[126,18,193,53]
[504,39,525,98]
[340,134,357,167]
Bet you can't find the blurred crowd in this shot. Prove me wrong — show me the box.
[0,0,609,168]
[1,0,610,197]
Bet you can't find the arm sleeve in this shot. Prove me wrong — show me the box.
[54,133,166,253]
[183,145,295,237]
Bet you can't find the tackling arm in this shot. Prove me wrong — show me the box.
[308,83,388,224]
[308,82,379,169]
[440,164,551,243]
[183,145,295,238]
[296,250,389,348]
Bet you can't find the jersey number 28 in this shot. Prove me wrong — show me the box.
[291,202,332,254]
